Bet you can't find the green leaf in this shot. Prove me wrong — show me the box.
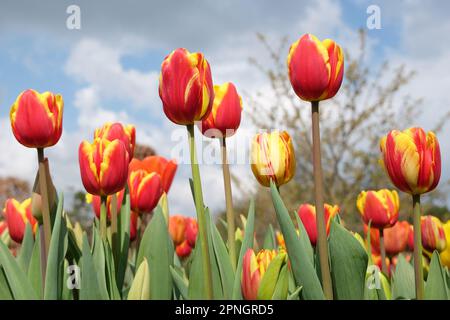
[116,190,130,292]
[17,223,34,273]
[272,264,289,300]
[257,252,286,300]
[61,259,73,300]
[170,265,189,300]
[0,239,37,299]
[232,199,255,300]
[27,230,42,298]
[270,182,324,300]
[44,194,68,300]
[391,254,415,300]
[425,251,448,300]
[0,267,13,299]
[91,228,110,298]
[329,218,368,300]
[103,238,121,300]
[127,258,150,300]
[263,224,276,250]
[287,285,302,300]
[137,207,173,299]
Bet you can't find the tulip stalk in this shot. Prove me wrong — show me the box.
[412,194,424,300]
[111,193,118,262]
[37,148,51,265]
[100,196,107,240]
[310,101,333,300]
[187,124,213,299]
[378,228,388,275]
[220,137,237,270]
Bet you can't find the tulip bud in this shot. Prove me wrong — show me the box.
[421,215,446,252]
[407,224,414,251]
[380,127,441,195]
[185,217,198,247]
[439,221,450,268]
[128,170,163,214]
[298,203,339,246]
[159,48,214,125]
[287,34,344,101]
[241,249,277,300]
[364,221,410,256]
[86,189,125,220]
[251,131,296,187]
[94,122,136,160]
[175,240,193,258]
[129,156,177,193]
[169,215,187,245]
[357,189,399,229]
[79,138,129,196]
[200,82,242,138]
[3,198,38,243]
[10,89,63,148]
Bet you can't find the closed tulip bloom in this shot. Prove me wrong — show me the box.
[357,189,399,229]
[251,131,296,187]
[79,138,129,196]
[176,240,193,258]
[298,203,339,246]
[94,122,136,159]
[10,89,64,148]
[86,189,125,220]
[128,169,163,214]
[380,128,441,195]
[159,48,214,125]
[241,249,277,300]
[421,215,446,252]
[185,217,198,247]
[287,34,344,102]
[439,221,450,268]
[407,224,414,251]
[200,82,243,138]
[3,198,38,243]
[129,156,177,193]
[169,215,187,245]
[365,221,410,256]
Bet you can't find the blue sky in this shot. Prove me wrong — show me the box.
[0,0,449,215]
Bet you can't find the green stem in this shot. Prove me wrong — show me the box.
[100,196,107,240]
[187,124,213,299]
[311,101,333,300]
[111,193,118,265]
[379,228,388,275]
[220,137,237,271]
[413,194,424,300]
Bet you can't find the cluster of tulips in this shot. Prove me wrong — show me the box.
[0,33,448,300]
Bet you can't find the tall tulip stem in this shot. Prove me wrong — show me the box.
[37,148,51,267]
[220,137,237,270]
[311,101,333,300]
[412,194,424,300]
[111,194,118,263]
[187,124,213,299]
[100,196,107,240]
[379,228,388,275]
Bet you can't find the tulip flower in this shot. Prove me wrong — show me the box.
[169,215,187,246]
[10,89,64,148]
[159,48,214,125]
[185,217,198,247]
[439,221,450,268]
[407,224,414,251]
[421,215,446,252]
[251,131,296,188]
[241,249,277,300]
[298,203,339,246]
[3,198,38,243]
[168,215,198,258]
[175,240,193,258]
[380,128,441,195]
[287,34,344,102]
[200,82,242,138]
[128,169,163,214]
[357,189,399,229]
[129,156,177,193]
[94,122,136,159]
[365,221,410,256]
[86,189,125,220]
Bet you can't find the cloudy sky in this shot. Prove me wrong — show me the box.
[0,0,449,216]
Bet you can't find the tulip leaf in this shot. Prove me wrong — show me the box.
[0,239,37,299]
[391,254,415,300]
[127,258,150,300]
[17,223,34,273]
[272,264,289,300]
[116,189,131,293]
[170,265,189,300]
[270,182,324,300]
[263,224,276,250]
[103,238,121,300]
[0,267,13,299]
[232,199,255,300]
[27,229,42,298]
[257,252,286,300]
[288,285,302,300]
[44,194,68,300]
[61,259,73,300]
[425,251,448,300]
[329,218,368,300]
[66,225,82,262]
[92,228,110,298]
[294,210,314,264]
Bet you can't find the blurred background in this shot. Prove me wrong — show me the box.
[0,0,449,240]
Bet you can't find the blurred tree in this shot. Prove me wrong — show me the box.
[134,143,156,160]
[227,30,450,239]
[0,176,30,210]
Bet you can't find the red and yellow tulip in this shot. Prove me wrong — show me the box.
[287,34,344,102]
[365,221,410,256]
[10,89,64,148]
[298,203,339,246]
[185,217,198,247]
[251,131,296,187]
[128,169,163,214]
[94,122,136,159]
[129,156,177,193]
[200,82,242,138]
[357,189,399,229]
[3,198,38,243]
[421,215,446,252]
[241,249,277,300]
[439,221,450,268]
[86,189,125,220]
[168,215,198,258]
[79,138,129,196]
[159,48,214,125]
[380,127,441,195]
